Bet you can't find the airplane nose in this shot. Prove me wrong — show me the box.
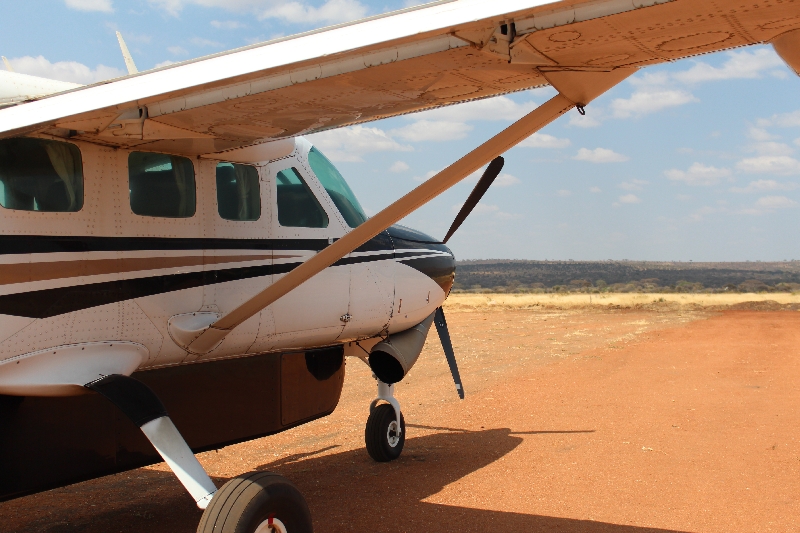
[387,225,456,295]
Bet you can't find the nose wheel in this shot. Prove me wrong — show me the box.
[197,472,313,533]
[365,380,405,462]
[365,403,406,461]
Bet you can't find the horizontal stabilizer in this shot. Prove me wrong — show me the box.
[0,70,81,107]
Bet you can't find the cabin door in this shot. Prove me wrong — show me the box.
[265,157,349,348]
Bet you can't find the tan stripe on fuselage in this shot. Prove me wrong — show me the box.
[0,255,282,286]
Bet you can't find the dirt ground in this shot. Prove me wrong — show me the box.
[1,305,799,532]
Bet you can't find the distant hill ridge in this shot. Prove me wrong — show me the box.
[453,260,800,293]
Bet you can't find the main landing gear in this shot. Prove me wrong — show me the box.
[365,380,405,462]
[86,374,313,533]
[198,472,312,533]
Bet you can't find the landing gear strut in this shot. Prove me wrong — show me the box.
[86,374,313,533]
[365,380,405,462]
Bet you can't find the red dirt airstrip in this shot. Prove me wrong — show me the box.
[1,306,799,532]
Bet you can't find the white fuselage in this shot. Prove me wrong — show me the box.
[0,136,452,395]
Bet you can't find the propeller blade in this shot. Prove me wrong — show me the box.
[442,156,505,244]
[434,307,464,399]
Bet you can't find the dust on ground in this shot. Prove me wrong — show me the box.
[2,305,799,532]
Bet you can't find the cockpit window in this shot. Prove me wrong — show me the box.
[276,167,329,228]
[307,147,367,228]
[0,138,83,212]
[216,162,261,221]
[129,152,195,218]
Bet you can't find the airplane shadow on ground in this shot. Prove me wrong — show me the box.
[2,427,689,533]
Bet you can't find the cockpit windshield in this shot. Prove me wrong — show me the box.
[307,147,368,228]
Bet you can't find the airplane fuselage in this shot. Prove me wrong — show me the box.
[0,134,454,500]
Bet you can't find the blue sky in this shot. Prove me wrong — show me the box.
[2,0,800,261]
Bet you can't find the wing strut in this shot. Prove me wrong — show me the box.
[187,70,633,354]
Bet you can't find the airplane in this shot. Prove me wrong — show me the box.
[0,0,798,531]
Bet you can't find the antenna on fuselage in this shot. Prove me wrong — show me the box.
[1,56,13,72]
[115,31,139,75]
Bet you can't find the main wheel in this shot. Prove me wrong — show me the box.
[197,472,313,533]
[365,403,405,462]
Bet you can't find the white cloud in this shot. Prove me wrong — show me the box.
[730,179,799,193]
[167,46,189,56]
[190,37,224,47]
[155,60,177,68]
[758,110,800,129]
[308,125,412,162]
[415,95,538,123]
[611,89,697,119]
[450,201,516,220]
[567,108,602,128]
[7,55,124,84]
[389,161,409,173]
[519,132,571,149]
[393,95,541,146]
[664,163,731,186]
[673,49,786,84]
[755,196,797,209]
[459,167,519,187]
[149,0,369,23]
[451,202,494,214]
[494,173,521,187]
[689,205,725,221]
[619,194,641,204]
[606,50,782,122]
[736,156,800,175]
[556,189,572,197]
[211,20,245,29]
[390,120,470,142]
[590,186,602,193]
[615,194,641,206]
[65,0,112,11]
[148,0,269,16]
[259,0,368,24]
[749,141,795,156]
[412,170,438,183]
[748,127,778,142]
[574,148,629,163]
[471,203,499,214]
[618,179,647,191]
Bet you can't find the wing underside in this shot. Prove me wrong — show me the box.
[1,0,798,156]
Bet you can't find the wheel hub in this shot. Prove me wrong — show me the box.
[386,420,400,447]
[254,516,288,533]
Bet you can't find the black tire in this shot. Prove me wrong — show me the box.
[365,403,405,462]
[197,471,313,533]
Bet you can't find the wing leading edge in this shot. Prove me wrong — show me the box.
[1,0,798,157]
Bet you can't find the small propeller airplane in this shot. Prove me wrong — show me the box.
[0,0,798,531]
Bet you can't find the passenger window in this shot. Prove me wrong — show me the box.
[0,137,83,212]
[275,167,328,228]
[307,147,367,227]
[216,162,261,221]
[129,152,195,218]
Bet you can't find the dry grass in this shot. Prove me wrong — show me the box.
[444,292,800,311]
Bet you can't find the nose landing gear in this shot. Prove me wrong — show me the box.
[365,380,405,462]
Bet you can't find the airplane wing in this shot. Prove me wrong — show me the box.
[0,0,798,156]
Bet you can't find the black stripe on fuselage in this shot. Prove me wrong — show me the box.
[0,235,331,255]
[0,232,453,319]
